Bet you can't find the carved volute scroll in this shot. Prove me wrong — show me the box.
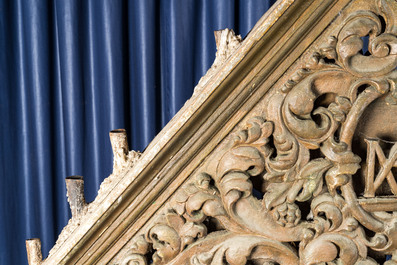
[114,0,397,264]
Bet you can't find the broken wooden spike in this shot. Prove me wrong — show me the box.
[214,30,223,49]
[65,175,86,217]
[109,129,129,174]
[26,238,42,265]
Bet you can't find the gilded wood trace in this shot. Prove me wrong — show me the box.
[120,1,397,264]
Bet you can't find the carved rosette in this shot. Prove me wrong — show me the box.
[120,1,397,264]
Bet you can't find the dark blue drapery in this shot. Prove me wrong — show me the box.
[0,1,273,264]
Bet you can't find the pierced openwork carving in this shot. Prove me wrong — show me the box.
[119,1,397,264]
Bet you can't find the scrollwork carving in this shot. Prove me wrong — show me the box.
[120,1,397,264]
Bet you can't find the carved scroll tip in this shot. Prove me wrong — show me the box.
[26,238,42,265]
[65,175,86,218]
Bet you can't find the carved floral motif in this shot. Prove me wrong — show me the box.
[121,1,397,264]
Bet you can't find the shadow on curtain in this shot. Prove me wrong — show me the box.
[0,0,274,263]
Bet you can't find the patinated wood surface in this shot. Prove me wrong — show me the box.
[27,0,397,264]
[113,0,397,264]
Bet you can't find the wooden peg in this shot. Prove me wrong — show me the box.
[109,129,129,174]
[26,238,42,265]
[65,175,86,217]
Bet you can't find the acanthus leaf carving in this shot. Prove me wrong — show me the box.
[119,1,397,264]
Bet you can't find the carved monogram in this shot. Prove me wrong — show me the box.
[364,139,397,197]
[120,1,397,264]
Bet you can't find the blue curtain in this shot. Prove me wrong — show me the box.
[0,1,273,264]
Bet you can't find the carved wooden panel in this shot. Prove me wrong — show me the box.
[111,0,397,264]
[26,0,397,264]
